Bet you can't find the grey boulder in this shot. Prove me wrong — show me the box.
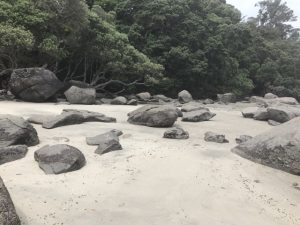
[0,145,28,165]
[181,102,208,112]
[42,109,116,129]
[253,108,269,121]
[136,92,151,101]
[235,135,253,144]
[264,93,278,99]
[163,127,189,139]
[111,96,127,105]
[127,105,178,127]
[34,144,86,174]
[0,177,21,225]
[232,117,300,175]
[204,132,229,143]
[86,131,122,155]
[9,68,63,102]
[242,107,259,118]
[267,106,300,123]
[217,93,236,104]
[64,86,96,104]
[182,110,216,122]
[178,90,193,104]
[0,115,39,147]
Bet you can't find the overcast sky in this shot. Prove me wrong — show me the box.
[226,0,300,28]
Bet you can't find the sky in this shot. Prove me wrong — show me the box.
[226,0,300,28]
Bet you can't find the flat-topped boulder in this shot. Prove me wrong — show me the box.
[181,102,208,112]
[182,110,216,122]
[34,144,86,174]
[64,86,96,104]
[40,109,116,129]
[0,115,39,147]
[267,106,300,123]
[111,96,127,105]
[128,105,178,127]
[232,117,300,175]
[0,145,28,165]
[0,177,21,225]
[9,67,63,102]
[178,90,193,104]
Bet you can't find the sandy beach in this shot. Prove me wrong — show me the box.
[0,101,299,225]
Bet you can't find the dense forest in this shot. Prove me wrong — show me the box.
[0,0,300,99]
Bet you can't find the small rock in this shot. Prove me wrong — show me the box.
[203,99,214,104]
[163,127,189,139]
[204,132,229,143]
[181,102,208,112]
[111,96,127,105]
[182,110,216,122]
[178,90,193,104]
[264,93,278,99]
[253,108,269,121]
[87,131,122,155]
[235,135,253,144]
[127,99,138,105]
[217,93,236,104]
[268,120,281,126]
[136,92,151,101]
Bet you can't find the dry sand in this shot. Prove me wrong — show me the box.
[0,101,300,225]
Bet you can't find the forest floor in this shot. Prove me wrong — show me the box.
[0,101,300,225]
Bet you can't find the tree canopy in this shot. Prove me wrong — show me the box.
[0,0,299,98]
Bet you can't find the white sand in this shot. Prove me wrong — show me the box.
[0,101,299,225]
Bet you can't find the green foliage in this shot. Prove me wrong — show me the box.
[0,0,299,98]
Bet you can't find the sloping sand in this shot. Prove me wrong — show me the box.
[0,101,299,225]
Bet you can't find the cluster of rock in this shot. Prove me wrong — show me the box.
[181,102,216,122]
[242,93,300,125]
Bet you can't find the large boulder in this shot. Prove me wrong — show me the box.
[64,86,96,104]
[267,106,300,123]
[232,117,300,175]
[127,105,178,127]
[42,109,116,129]
[182,110,216,122]
[217,93,236,104]
[0,115,39,147]
[34,144,86,174]
[86,131,122,155]
[178,90,193,104]
[0,145,28,165]
[153,94,172,102]
[0,177,21,225]
[9,68,63,102]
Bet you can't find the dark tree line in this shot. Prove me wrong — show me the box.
[0,0,299,98]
